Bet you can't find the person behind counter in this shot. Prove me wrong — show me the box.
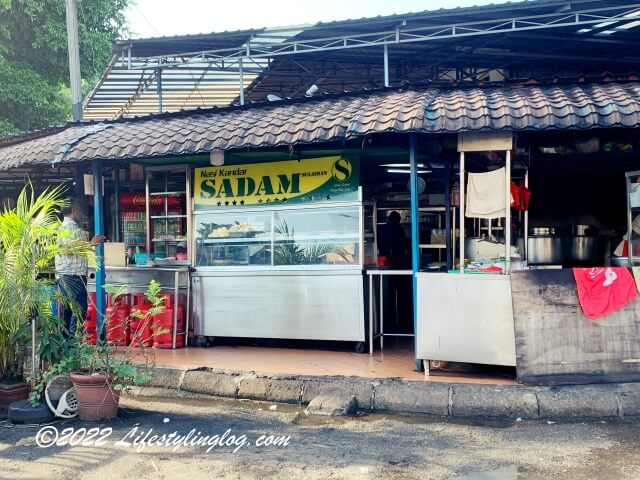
[176,242,188,261]
[55,199,105,338]
[377,211,409,268]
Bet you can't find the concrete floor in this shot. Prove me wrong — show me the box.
[140,338,516,385]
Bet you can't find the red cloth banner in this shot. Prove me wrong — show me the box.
[573,267,638,319]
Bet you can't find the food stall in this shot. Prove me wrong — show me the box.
[189,154,371,349]
[414,129,640,383]
[88,164,192,349]
[416,132,518,371]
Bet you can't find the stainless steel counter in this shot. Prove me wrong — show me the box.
[416,272,517,368]
[191,267,365,342]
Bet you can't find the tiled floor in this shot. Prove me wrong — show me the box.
[142,338,517,385]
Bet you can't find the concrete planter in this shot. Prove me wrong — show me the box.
[0,382,30,417]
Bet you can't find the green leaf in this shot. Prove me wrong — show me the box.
[0,0,131,134]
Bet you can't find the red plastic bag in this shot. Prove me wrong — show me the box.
[518,183,532,211]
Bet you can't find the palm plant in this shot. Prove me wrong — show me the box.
[0,183,95,382]
[274,220,350,265]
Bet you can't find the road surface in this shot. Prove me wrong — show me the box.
[0,395,639,479]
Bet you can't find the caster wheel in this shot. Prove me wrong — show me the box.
[354,342,366,354]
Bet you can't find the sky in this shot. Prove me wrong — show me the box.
[125,0,505,38]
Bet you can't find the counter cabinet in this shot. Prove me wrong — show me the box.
[191,201,368,346]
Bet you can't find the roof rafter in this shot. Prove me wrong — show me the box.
[130,3,640,67]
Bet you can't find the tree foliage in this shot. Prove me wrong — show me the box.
[0,0,131,135]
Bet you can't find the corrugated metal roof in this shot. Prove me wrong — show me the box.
[88,1,640,120]
[2,82,639,170]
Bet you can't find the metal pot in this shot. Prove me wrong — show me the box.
[527,236,564,264]
[529,227,558,236]
[567,236,603,264]
[571,224,597,236]
[464,237,483,261]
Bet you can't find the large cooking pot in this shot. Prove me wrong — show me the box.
[529,227,558,236]
[567,236,603,264]
[571,224,597,236]
[527,236,563,264]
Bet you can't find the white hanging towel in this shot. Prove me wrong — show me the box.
[465,167,508,219]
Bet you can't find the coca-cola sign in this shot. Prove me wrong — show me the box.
[120,193,182,211]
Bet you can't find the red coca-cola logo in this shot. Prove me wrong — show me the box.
[132,195,146,206]
[120,193,182,211]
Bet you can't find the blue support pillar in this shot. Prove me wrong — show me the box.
[408,133,421,371]
[114,167,121,242]
[93,159,106,339]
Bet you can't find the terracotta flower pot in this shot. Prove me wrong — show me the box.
[69,372,120,421]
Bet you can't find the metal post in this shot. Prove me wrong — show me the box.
[186,166,193,263]
[505,150,511,273]
[409,133,421,371]
[93,160,106,337]
[628,175,634,267]
[156,68,163,113]
[239,58,245,105]
[459,152,465,273]
[114,167,121,242]
[185,268,191,347]
[383,44,390,87]
[524,170,529,263]
[65,0,82,121]
[31,315,36,380]
[369,273,374,355]
[380,274,384,351]
[173,270,179,349]
[145,169,151,258]
[444,159,452,270]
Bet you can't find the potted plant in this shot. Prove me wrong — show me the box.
[31,280,166,421]
[0,183,95,416]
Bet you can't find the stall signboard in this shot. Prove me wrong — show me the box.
[194,156,359,208]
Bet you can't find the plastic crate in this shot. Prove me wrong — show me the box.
[134,253,160,265]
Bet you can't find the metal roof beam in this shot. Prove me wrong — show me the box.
[507,31,640,46]
[112,69,157,119]
[128,4,640,67]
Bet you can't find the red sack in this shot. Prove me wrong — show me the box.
[573,267,638,319]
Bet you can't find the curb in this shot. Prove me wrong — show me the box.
[139,365,640,420]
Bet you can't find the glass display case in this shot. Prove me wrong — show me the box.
[194,203,363,268]
[144,166,192,264]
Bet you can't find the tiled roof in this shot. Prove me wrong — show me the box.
[1,82,639,170]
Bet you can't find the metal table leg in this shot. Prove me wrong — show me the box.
[185,269,190,347]
[172,270,179,349]
[369,274,373,355]
[380,274,384,352]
